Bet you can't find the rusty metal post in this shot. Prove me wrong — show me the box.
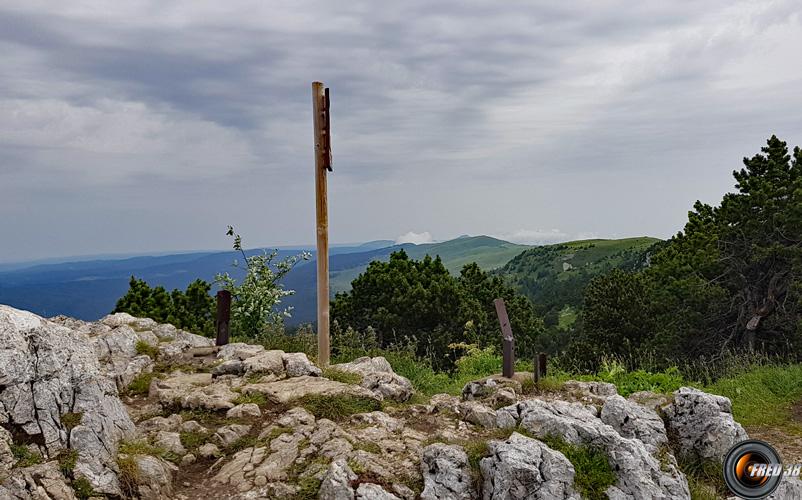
[494,298,515,378]
[215,290,231,346]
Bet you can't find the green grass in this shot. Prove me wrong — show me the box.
[124,372,155,396]
[703,363,802,434]
[179,430,211,450]
[299,394,381,421]
[232,392,268,406]
[72,477,97,499]
[322,367,363,385]
[540,435,616,500]
[116,454,139,498]
[11,444,43,468]
[135,340,159,358]
[57,449,79,475]
[557,305,578,330]
[61,412,83,430]
[263,426,292,441]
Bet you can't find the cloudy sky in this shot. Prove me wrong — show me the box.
[1,1,801,262]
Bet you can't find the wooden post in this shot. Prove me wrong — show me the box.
[215,290,231,346]
[534,352,547,386]
[494,298,515,378]
[313,81,332,367]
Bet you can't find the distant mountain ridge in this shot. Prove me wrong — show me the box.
[0,235,532,325]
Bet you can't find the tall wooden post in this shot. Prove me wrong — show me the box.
[313,82,332,367]
[494,298,515,378]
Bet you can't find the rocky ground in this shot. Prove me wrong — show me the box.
[1,304,801,499]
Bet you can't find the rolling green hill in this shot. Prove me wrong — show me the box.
[498,237,661,326]
[330,236,531,293]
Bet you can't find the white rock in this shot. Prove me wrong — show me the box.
[420,443,475,500]
[664,387,749,462]
[155,431,187,456]
[356,483,402,499]
[601,394,668,450]
[227,403,262,419]
[214,424,252,448]
[319,458,357,500]
[480,432,579,499]
[282,352,323,377]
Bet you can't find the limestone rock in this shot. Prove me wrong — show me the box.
[138,414,183,434]
[217,342,266,361]
[198,443,221,459]
[133,455,178,500]
[282,352,322,377]
[243,376,380,404]
[227,403,262,419]
[154,430,187,456]
[149,372,239,410]
[480,432,579,499]
[213,359,245,377]
[319,458,357,500]
[0,305,135,496]
[0,461,77,500]
[502,399,690,499]
[356,483,402,499]
[420,443,474,500]
[627,391,670,411]
[331,357,413,402]
[457,401,497,428]
[214,424,252,448]
[563,380,618,403]
[243,350,286,376]
[601,395,668,450]
[664,387,748,462]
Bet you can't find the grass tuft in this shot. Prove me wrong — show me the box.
[135,340,159,358]
[232,392,268,407]
[72,477,97,499]
[124,372,155,396]
[61,412,83,431]
[57,449,79,476]
[299,394,381,421]
[116,455,140,498]
[322,368,363,385]
[179,430,211,451]
[540,435,616,500]
[11,444,43,468]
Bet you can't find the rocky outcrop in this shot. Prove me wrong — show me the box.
[664,387,748,462]
[0,305,135,496]
[601,394,668,451]
[420,443,475,500]
[0,461,77,500]
[480,432,579,499]
[332,357,414,402]
[498,399,690,499]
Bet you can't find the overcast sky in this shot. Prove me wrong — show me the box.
[1,1,801,262]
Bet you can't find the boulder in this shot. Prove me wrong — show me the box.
[154,430,186,456]
[500,399,690,499]
[0,305,135,496]
[133,455,178,500]
[457,401,497,428]
[664,387,748,462]
[0,460,77,500]
[217,342,266,361]
[227,403,262,419]
[282,352,322,377]
[420,443,475,500]
[149,372,239,410]
[563,380,618,403]
[213,359,245,377]
[319,458,357,500]
[332,357,413,402]
[601,395,668,451]
[480,432,579,499]
[243,350,286,376]
[214,424,252,448]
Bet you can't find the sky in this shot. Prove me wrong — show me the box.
[1,1,801,262]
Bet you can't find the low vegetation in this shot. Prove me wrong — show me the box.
[232,392,268,407]
[60,411,83,431]
[540,435,617,500]
[134,340,159,358]
[298,394,381,421]
[124,372,155,396]
[11,444,42,468]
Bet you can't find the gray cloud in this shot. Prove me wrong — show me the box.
[1,1,801,262]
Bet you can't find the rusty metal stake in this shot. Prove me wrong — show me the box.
[215,290,231,346]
